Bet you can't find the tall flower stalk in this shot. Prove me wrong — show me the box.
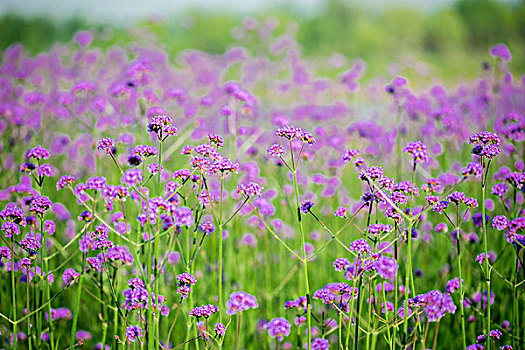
[468,131,501,340]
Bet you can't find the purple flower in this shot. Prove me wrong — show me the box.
[147,163,162,175]
[86,257,103,272]
[0,246,12,261]
[62,268,80,285]
[465,198,478,208]
[422,290,456,322]
[267,143,286,157]
[333,257,350,272]
[200,221,216,235]
[491,183,509,197]
[312,288,336,304]
[374,256,398,280]
[359,166,383,181]
[264,317,291,341]
[446,277,463,294]
[236,182,263,197]
[432,201,449,214]
[226,291,259,315]
[476,253,487,265]
[469,131,501,159]
[462,162,483,179]
[476,334,487,344]
[2,222,20,238]
[20,235,41,253]
[26,146,50,160]
[208,133,224,147]
[0,203,26,225]
[447,191,467,204]
[176,272,197,286]
[21,162,36,173]
[208,157,239,175]
[342,149,360,163]
[284,296,307,312]
[147,115,176,139]
[75,330,92,341]
[311,338,329,350]
[300,200,314,214]
[404,141,428,164]
[492,215,509,231]
[189,304,219,319]
[57,175,75,190]
[334,206,348,218]
[422,178,441,193]
[126,325,143,342]
[29,196,52,215]
[490,329,502,340]
[85,177,106,191]
[97,138,114,154]
[132,145,158,158]
[298,129,316,145]
[214,323,226,337]
[349,239,371,255]
[276,125,299,140]
[121,169,143,187]
[37,164,54,177]
[490,43,511,61]
[369,223,392,236]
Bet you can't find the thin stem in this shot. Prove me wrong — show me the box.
[456,230,467,349]
[481,157,491,340]
[234,313,242,350]
[293,168,312,350]
[403,163,416,335]
[166,297,183,345]
[12,236,18,350]
[218,175,225,332]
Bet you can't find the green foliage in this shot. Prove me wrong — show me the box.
[0,0,524,77]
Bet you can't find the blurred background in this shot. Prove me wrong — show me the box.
[1,0,524,79]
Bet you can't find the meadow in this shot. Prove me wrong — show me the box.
[0,18,524,350]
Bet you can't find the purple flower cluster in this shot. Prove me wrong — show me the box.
[226,291,259,315]
[374,255,398,280]
[123,278,149,311]
[62,268,80,285]
[236,182,263,197]
[126,325,143,342]
[311,338,330,350]
[300,200,314,214]
[275,125,315,145]
[97,137,114,154]
[28,195,53,215]
[267,143,286,157]
[264,317,291,341]
[404,141,428,164]
[349,239,371,255]
[176,272,197,299]
[189,304,219,319]
[469,131,501,159]
[147,115,177,140]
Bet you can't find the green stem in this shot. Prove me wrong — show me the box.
[403,163,416,336]
[12,236,18,350]
[234,313,242,350]
[218,175,225,336]
[456,233,467,349]
[70,253,86,349]
[293,169,311,350]
[481,157,491,339]
[154,139,163,350]
[41,215,55,350]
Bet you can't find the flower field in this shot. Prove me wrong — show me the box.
[0,23,524,350]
